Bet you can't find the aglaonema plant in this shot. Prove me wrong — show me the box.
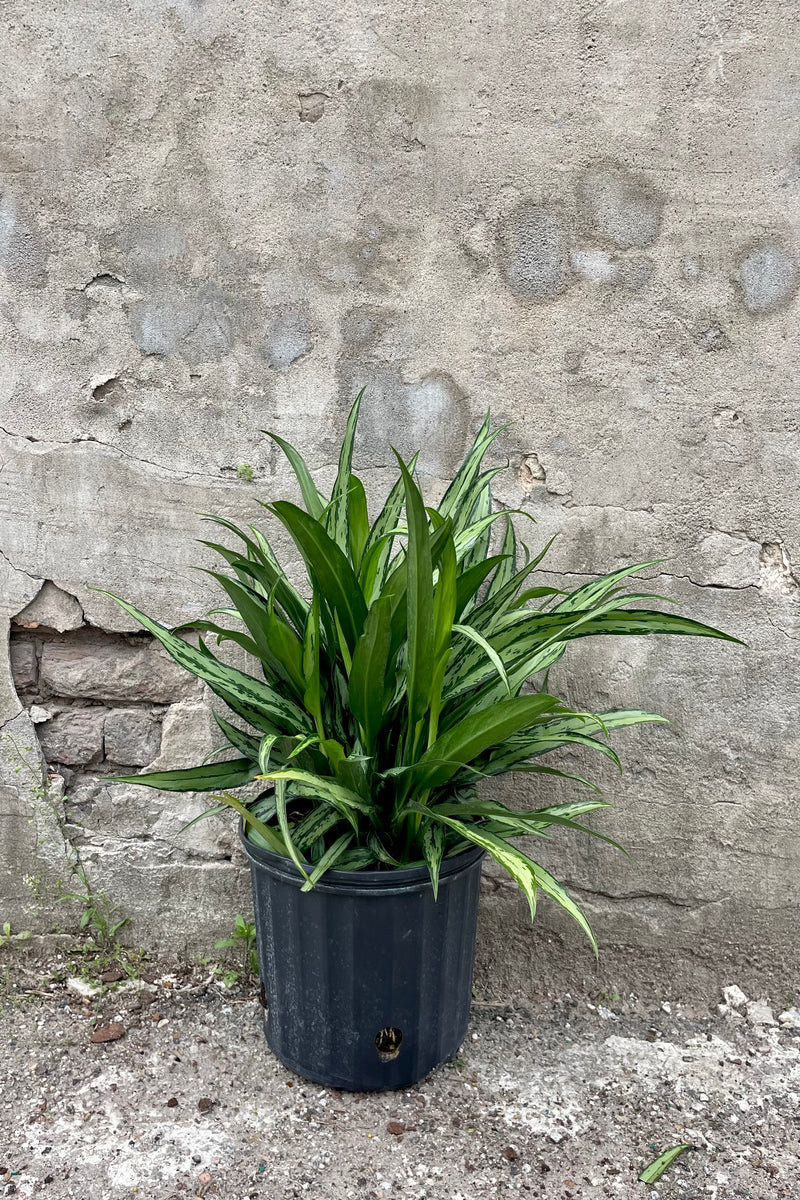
[102,392,740,952]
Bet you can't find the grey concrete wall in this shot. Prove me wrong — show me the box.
[1,1,797,995]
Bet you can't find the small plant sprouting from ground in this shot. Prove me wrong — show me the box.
[236,463,255,482]
[0,922,32,948]
[215,914,258,984]
[58,864,130,949]
[596,988,622,1007]
[56,942,150,986]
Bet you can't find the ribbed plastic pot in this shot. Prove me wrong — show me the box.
[239,822,484,1091]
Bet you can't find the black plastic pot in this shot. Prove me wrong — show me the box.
[239,822,484,1091]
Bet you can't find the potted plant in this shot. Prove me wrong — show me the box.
[103,394,738,1090]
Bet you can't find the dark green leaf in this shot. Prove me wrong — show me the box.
[300,832,355,891]
[99,593,311,736]
[324,389,364,551]
[110,757,259,793]
[348,473,370,569]
[395,453,435,734]
[262,430,326,519]
[349,596,394,754]
[268,501,368,653]
[408,694,564,792]
[211,712,261,760]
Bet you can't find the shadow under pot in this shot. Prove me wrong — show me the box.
[239,820,485,1092]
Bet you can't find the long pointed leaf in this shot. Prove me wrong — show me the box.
[407,694,564,793]
[262,430,326,519]
[213,789,287,855]
[421,811,538,919]
[300,832,355,891]
[324,389,364,551]
[553,561,664,613]
[275,777,310,882]
[97,592,311,736]
[359,452,419,603]
[395,453,434,735]
[349,595,394,754]
[639,1144,692,1185]
[348,473,370,569]
[268,501,368,652]
[212,711,261,760]
[422,820,446,900]
[110,758,259,793]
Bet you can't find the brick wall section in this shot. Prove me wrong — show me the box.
[7,613,252,946]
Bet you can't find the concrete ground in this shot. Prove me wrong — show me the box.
[0,959,798,1200]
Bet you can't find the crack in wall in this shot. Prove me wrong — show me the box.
[0,423,236,483]
[0,544,43,584]
[567,884,729,911]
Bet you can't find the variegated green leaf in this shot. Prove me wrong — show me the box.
[99,593,312,736]
[395,453,435,736]
[213,790,287,855]
[300,832,355,891]
[406,693,564,793]
[422,819,446,900]
[211,711,261,760]
[324,389,364,551]
[111,757,259,793]
[293,805,343,852]
[420,810,538,918]
[275,776,310,882]
[552,560,664,614]
[262,430,326,519]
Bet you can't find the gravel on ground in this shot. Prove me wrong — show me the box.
[0,958,797,1200]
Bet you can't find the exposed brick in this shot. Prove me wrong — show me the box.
[104,708,162,766]
[38,708,105,766]
[10,639,38,691]
[39,632,196,703]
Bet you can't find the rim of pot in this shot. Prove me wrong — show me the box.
[237,817,485,889]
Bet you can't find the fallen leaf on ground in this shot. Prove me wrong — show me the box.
[90,1023,125,1043]
[639,1143,693,1184]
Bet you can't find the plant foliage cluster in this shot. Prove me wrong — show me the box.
[105,394,738,948]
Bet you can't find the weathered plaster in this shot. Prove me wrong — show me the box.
[0,0,798,993]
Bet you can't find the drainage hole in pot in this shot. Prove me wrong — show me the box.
[375,1027,403,1061]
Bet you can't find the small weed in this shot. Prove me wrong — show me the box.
[597,989,622,1006]
[236,463,255,482]
[0,922,32,948]
[215,914,258,981]
[58,865,130,949]
[51,943,149,987]
[447,1055,468,1069]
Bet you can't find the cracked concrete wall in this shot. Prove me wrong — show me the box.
[0,1,798,996]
